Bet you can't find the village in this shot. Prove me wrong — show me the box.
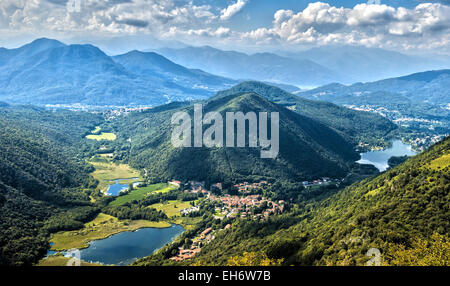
[168,180,286,262]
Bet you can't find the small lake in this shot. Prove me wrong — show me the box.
[49,225,184,266]
[106,178,140,196]
[357,140,416,171]
[79,225,184,265]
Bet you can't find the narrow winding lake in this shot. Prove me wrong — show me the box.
[78,225,184,265]
[357,140,416,171]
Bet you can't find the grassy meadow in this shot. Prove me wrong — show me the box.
[86,126,117,141]
[89,160,142,192]
[86,132,117,141]
[109,183,176,206]
[149,200,195,218]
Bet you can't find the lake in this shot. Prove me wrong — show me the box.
[357,140,416,171]
[106,177,140,196]
[49,225,185,266]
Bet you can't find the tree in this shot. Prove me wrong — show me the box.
[384,233,450,266]
[227,252,284,266]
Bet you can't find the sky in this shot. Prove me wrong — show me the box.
[0,0,450,54]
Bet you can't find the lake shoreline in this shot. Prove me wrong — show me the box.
[50,214,172,251]
[356,139,417,172]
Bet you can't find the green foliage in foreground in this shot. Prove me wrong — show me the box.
[383,233,449,266]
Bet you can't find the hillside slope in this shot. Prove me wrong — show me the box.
[216,81,397,148]
[189,137,449,266]
[112,92,360,184]
[0,105,100,265]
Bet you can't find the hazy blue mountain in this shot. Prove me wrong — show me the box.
[0,38,66,65]
[156,46,342,87]
[283,45,449,83]
[299,70,450,106]
[113,50,235,93]
[0,39,235,106]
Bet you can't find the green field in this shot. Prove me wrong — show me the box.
[86,132,117,141]
[172,216,203,230]
[149,200,194,218]
[89,161,142,192]
[110,183,176,206]
[50,213,171,251]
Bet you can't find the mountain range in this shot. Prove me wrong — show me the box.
[0,38,236,106]
[156,45,449,86]
[297,69,450,133]
[282,45,449,83]
[157,46,341,87]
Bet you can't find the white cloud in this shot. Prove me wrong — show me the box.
[0,1,449,53]
[220,0,248,21]
[241,2,450,52]
[0,0,218,35]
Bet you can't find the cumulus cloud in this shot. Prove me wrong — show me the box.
[0,0,218,35]
[241,2,450,51]
[0,1,449,53]
[220,0,248,21]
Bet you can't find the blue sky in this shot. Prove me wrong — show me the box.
[0,0,449,54]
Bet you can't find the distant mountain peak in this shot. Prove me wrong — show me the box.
[22,38,66,51]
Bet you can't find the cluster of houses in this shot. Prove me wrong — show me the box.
[180,206,200,216]
[209,194,285,220]
[170,226,231,262]
[167,179,285,261]
[233,181,270,194]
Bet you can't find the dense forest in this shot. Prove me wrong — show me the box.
[111,91,361,185]
[215,81,397,149]
[0,105,101,265]
[136,136,449,266]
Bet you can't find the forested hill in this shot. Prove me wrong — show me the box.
[187,137,449,266]
[0,105,100,265]
[216,81,397,148]
[112,92,359,184]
